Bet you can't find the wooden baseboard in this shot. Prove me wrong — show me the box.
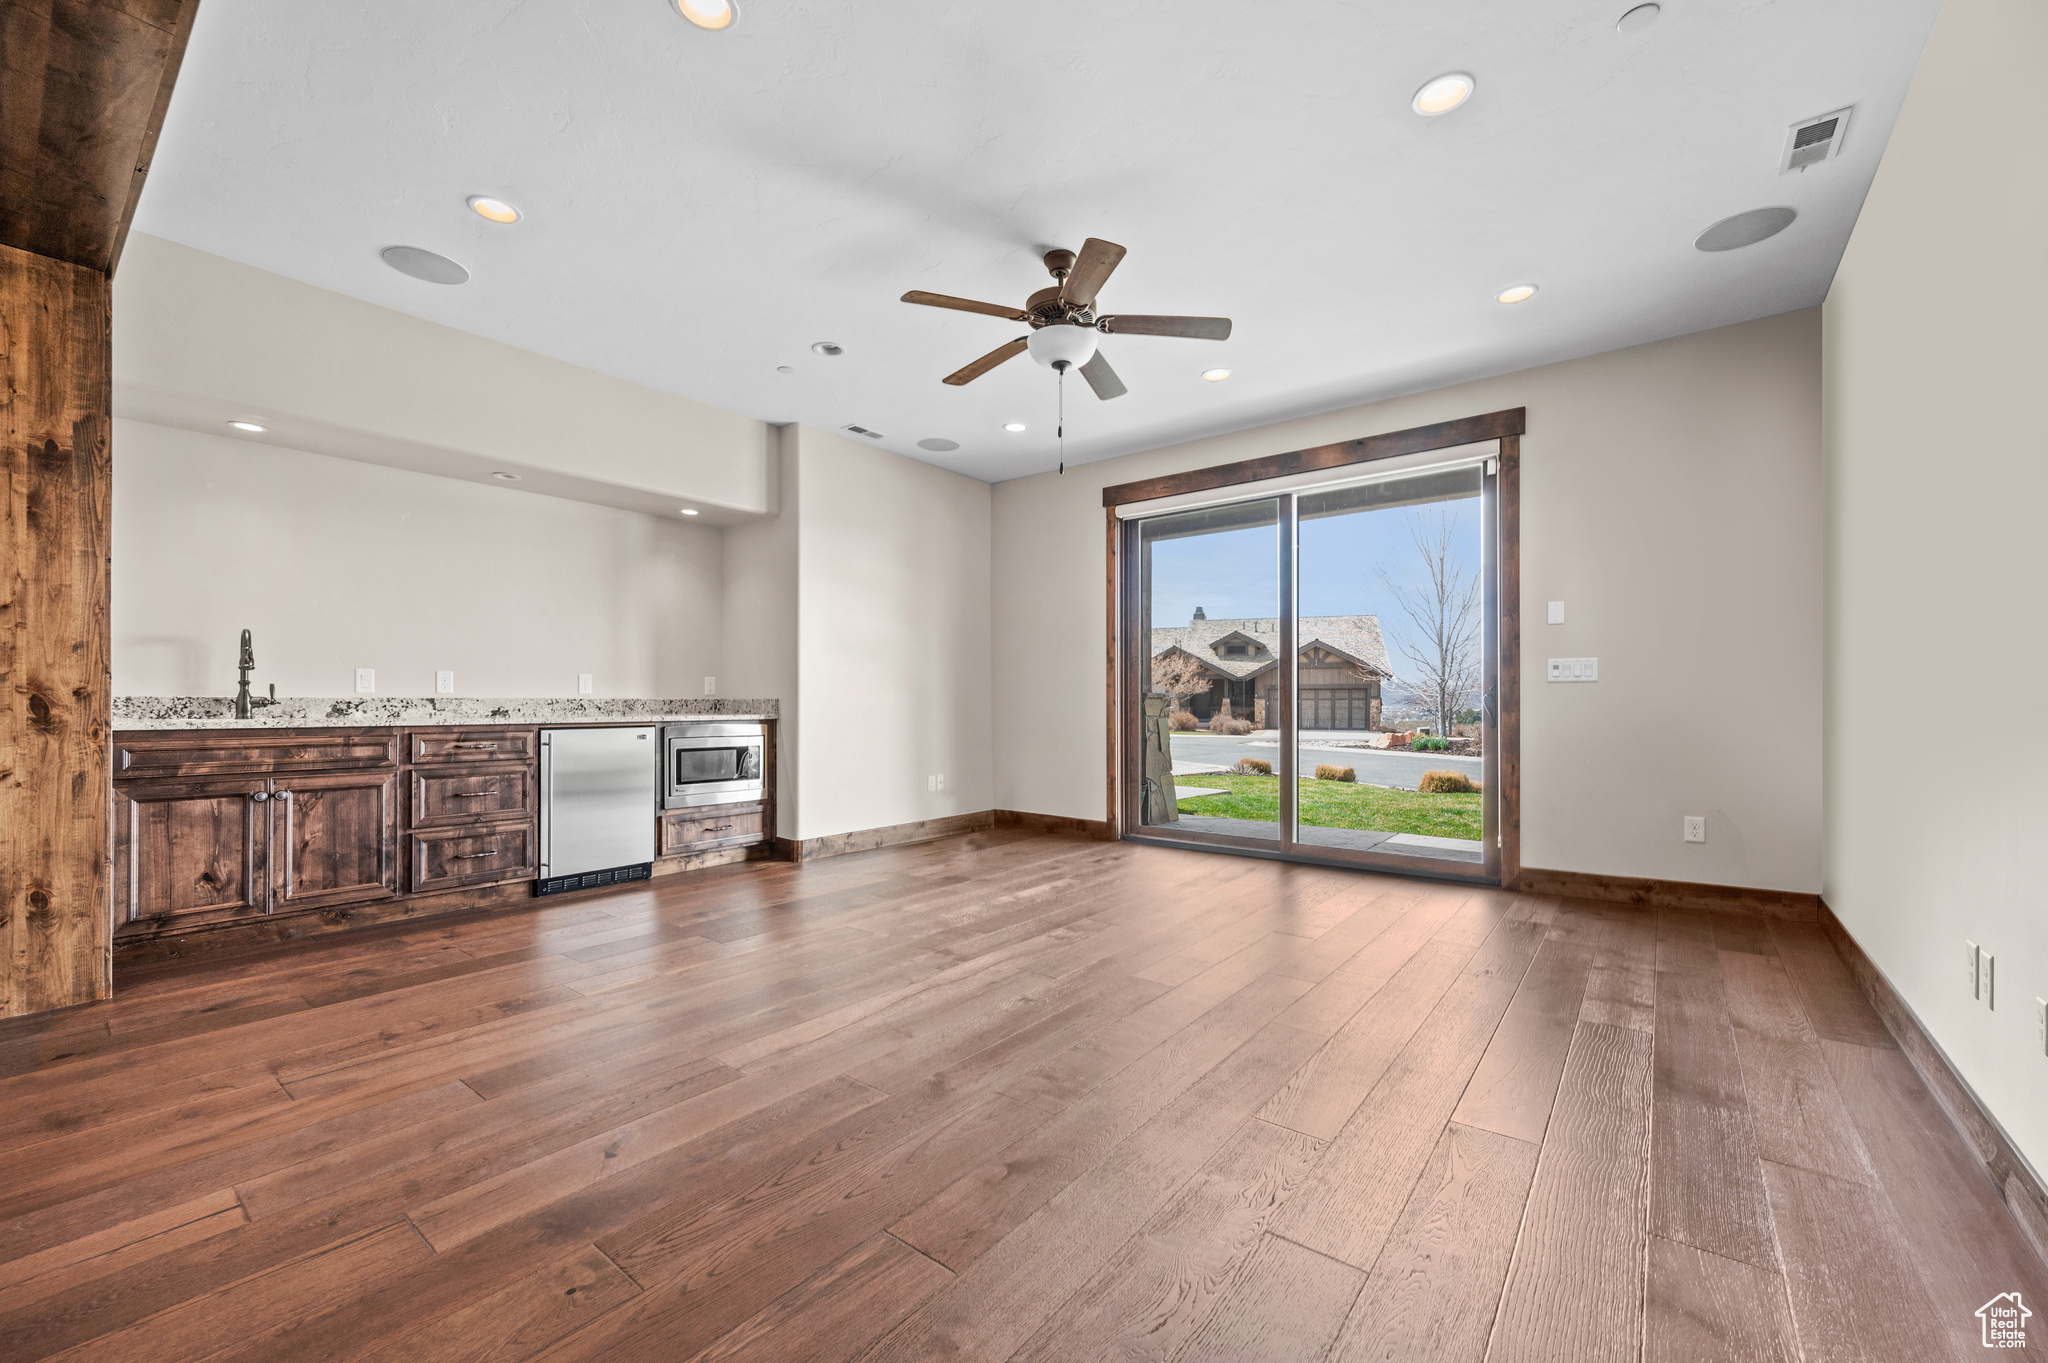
[993,809,1116,840]
[1514,867,1820,921]
[1819,902,2048,1267]
[775,811,998,864]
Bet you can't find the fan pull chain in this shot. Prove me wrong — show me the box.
[1058,365,1065,475]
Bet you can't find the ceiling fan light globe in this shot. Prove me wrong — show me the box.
[1027,325,1098,371]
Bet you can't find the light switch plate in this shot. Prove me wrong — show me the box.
[435,670,454,694]
[704,676,716,696]
[1547,601,1565,625]
[1967,941,1980,998]
[577,673,592,695]
[1547,658,1599,682]
[355,668,374,694]
[2035,998,2045,1054]
[1983,953,1996,1009]
[1683,816,1706,843]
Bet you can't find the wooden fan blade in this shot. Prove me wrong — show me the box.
[1060,238,1127,306]
[1079,349,1127,400]
[943,337,1029,386]
[902,290,1028,321]
[1098,314,1232,340]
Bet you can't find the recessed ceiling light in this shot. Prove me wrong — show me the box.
[1412,72,1475,116]
[674,0,738,29]
[1695,206,1797,252]
[917,438,960,453]
[1616,3,1661,34]
[679,508,700,515]
[381,245,469,285]
[490,471,522,481]
[467,196,519,224]
[1004,423,1027,433]
[811,341,844,357]
[1201,368,1231,383]
[1496,284,1538,304]
[227,420,266,433]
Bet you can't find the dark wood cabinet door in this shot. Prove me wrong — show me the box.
[658,806,766,856]
[271,770,399,913]
[114,729,400,779]
[112,777,270,933]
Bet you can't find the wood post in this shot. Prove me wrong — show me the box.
[1,245,114,1016]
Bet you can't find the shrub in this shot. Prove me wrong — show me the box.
[1418,769,1477,794]
[1209,716,1253,735]
[1411,735,1450,753]
[1314,764,1357,782]
[1168,710,1198,732]
[1233,758,1273,776]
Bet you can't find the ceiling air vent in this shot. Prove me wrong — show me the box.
[1781,107,1852,174]
[841,425,885,440]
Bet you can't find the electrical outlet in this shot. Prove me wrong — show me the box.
[1967,941,1980,999]
[2036,998,2046,1054]
[1682,816,1706,843]
[355,668,374,694]
[704,676,716,696]
[936,773,945,791]
[1547,601,1565,624]
[1983,952,1996,1009]
[435,670,454,695]
[577,674,592,695]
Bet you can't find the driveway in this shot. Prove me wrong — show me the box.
[1169,729,1484,792]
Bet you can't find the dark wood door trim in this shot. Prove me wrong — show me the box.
[1099,407,1526,508]
[1105,415,1522,886]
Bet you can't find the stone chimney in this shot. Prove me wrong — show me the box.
[1193,606,1206,620]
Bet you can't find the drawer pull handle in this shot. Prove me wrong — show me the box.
[704,824,734,833]
[452,742,499,749]
[452,849,500,859]
[450,791,501,798]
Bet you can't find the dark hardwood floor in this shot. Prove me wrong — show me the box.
[1,828,2039,1361]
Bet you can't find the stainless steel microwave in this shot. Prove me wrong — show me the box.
[660,721,765,809]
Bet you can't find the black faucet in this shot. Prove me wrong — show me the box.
[235,629,255,720]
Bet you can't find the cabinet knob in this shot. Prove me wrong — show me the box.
[275,790,291,801]
[251,791,268,802]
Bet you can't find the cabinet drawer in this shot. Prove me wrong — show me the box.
[412,764,534,827]
[411,821,537,893]
[410,728,539,765]
[115,730,399,779]
[659,808,765,856]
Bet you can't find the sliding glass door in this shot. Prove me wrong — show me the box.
[1122,454,1502,883]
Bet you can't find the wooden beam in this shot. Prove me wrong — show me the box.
[1,243,113,1017]
[1099,407,1526,509]
[0,0,203,273]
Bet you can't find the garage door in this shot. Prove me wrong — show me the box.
[1301,688,1372,729]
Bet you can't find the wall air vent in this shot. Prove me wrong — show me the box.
[1781,107,1852,174]
[841,425,885,439]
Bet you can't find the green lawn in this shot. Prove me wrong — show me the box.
[1176,772,1482,840]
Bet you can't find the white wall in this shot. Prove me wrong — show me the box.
[1824,0,2048,1170]
[722,432,802,837]
[792,426,994,842]
[993,310,1824,892]
[717,425,994,842]
[113,234,776,520]
[114,419,723,699]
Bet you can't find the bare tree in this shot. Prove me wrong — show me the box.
[1375,505,1482,738]
[1149,649,1215,713]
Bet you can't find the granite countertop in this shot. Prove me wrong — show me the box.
[113,696,779,731]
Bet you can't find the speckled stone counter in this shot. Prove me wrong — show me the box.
[112,696,779,731]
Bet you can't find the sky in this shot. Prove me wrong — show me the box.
[1146,497,1483,695]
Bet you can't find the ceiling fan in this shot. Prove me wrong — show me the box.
[900,238,1231,399]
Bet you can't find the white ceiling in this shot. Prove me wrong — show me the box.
[134,0,1940,484]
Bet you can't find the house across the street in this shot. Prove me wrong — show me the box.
[1150,607,1395,729]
